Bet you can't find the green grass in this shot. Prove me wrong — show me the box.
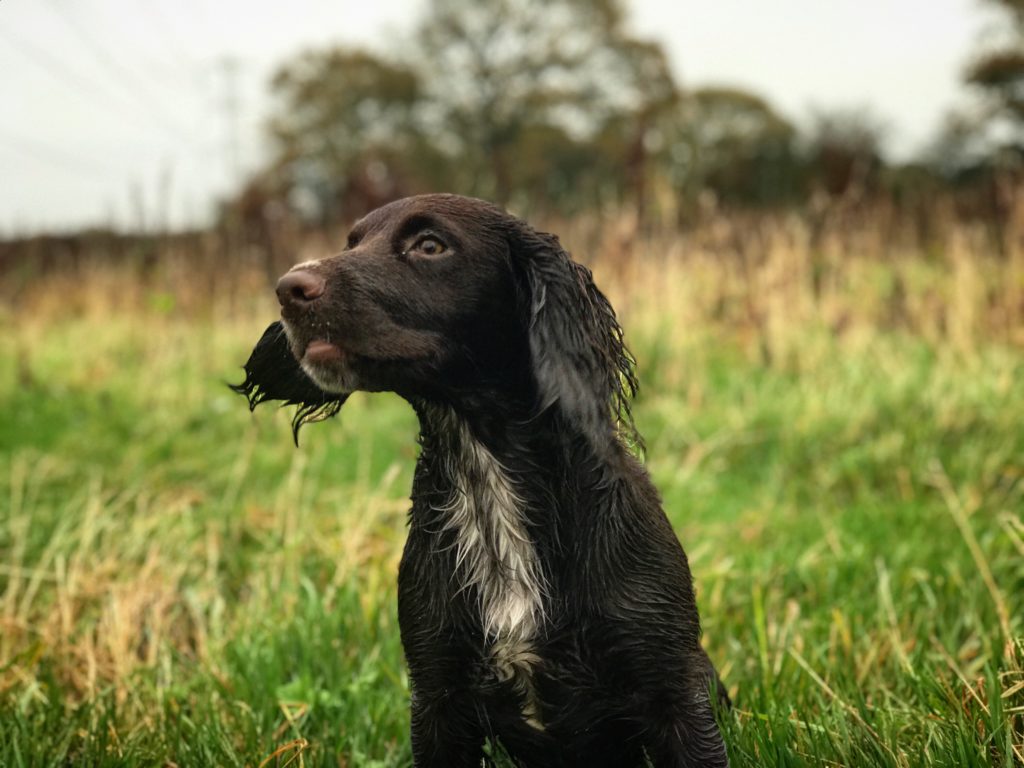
[1,297,1022,767]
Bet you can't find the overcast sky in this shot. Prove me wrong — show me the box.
[0,0,995,232]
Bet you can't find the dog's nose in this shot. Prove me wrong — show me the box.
[276,269,325,308]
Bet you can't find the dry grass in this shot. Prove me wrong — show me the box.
[1,202,1022,765]
[6,199,1024,348]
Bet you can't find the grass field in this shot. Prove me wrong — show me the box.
[1,217,1023,766]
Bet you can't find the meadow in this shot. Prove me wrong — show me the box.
[1,208,1022,766]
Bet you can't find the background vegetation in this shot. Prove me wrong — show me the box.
[1,0,1023,766]
[249,0,1024,225]
[2,206,1023,766]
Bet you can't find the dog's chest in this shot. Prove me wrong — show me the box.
[432,414,547,721]
[438,420,545,639]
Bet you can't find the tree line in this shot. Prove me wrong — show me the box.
[233,0,1024,228]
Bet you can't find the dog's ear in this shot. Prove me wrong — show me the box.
[230,321,346,443]
[511,227,640,455]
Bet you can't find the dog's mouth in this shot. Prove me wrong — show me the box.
[231,321,349,443]
[303,339,344,364]
[286,326,360,395]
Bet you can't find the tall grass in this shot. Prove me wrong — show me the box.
[1,208,1022,766]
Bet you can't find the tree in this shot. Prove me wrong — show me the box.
[937,0,1024,173]
[966,0,1024,128]
[257,3,829,222]
[598,38,681,218]
[656,86,801,207]
[922,0,1024,195]
[410,0,678,207]
[803,109,885,198]
[266,48,427,223]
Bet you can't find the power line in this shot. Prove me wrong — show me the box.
[41,0,197,144]
[0,127,112,175]
[0,25,153,126]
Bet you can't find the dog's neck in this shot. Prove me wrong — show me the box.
[409,399,630,730]
[414,402,548,636]
[411,401,552,728]
[412,395,627,515]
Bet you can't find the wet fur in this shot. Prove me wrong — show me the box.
[233,194,729,767]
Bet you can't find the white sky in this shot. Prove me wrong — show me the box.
[0,0,994,232]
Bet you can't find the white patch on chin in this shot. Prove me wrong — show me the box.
[432,409,547,729]
[299,359,356,395]
[282,320,354,395]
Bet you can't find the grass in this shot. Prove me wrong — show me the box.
[1,215,1023,766]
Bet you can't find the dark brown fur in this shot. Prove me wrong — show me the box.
[234,194,729,767]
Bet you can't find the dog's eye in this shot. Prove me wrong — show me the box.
[413,237,446,256]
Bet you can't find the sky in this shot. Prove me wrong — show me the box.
[0,0,996,233]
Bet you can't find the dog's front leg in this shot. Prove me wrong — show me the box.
[641,703,729,768]
[409,686,487,768]
[399,538,489,767]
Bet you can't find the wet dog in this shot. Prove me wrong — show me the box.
[234,194,728,767]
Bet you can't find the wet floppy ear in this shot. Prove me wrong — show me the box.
[230,321,346,443]
[512,228,640,454]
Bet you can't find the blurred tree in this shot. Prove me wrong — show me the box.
[803,109,885,198]
[656,87,802,209]
[923,0,1024,224]
[411,0,678,210]
[506,123,603,210]
[258,3,934,225]
[599,38,681,219]
[267,48,429,224]
[965,0,1024,130]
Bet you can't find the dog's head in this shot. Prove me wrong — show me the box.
[233,193,638,450]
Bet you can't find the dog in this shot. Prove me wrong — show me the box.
[233,194,729,767]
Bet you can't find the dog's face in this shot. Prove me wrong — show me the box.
[234,193,638,449]
[279,194,525,400]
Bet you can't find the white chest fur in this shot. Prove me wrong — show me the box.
[432,411,546,724]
